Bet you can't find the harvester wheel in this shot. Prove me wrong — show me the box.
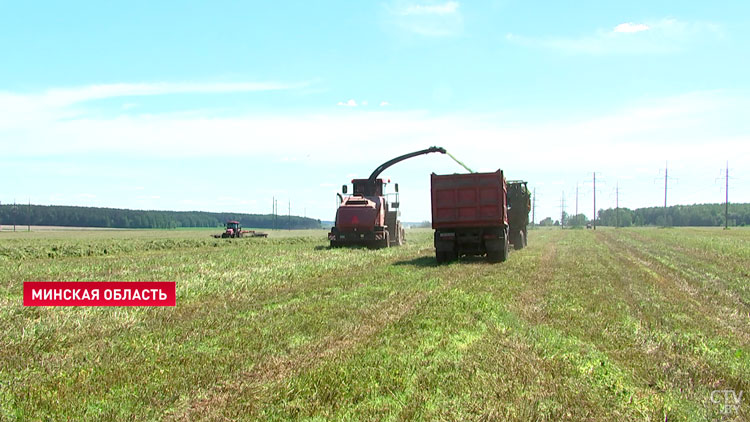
[382,232,390,249]
[395,224,404,246]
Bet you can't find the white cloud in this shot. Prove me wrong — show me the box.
[2,85,746,176]
[380,101,391,107]
[361,100,368,106]
[36,81,302,107]
[507,18,724,54]
[385,1,463,37]
[613,22,650,33]
[0,80,306,130]
[337,99,358,107]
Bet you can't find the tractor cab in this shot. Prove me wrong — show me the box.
[226,221,240,231]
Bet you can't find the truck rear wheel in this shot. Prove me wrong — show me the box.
[487,235,509,263]
[514,231,525,250]
[436,250,456,264]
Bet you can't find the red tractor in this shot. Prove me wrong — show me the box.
[213,221,268,238]
[328,146,446,248]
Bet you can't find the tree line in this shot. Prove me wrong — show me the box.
[538,203,750,227]
[597,203,750,227]
[0,204,321,229]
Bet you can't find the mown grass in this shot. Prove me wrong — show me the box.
[0,227,748,421]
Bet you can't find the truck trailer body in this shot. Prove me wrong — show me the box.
[431,170,509,263]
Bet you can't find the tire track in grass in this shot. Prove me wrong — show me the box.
[171,288,431,421]
[621,229,750,319]
[598,230,750,345]
[510,230,562,325]
[168,247,449,421]
[594,230,749,418]
[499,229,705,420]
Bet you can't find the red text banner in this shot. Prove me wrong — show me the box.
[23,282,176,307]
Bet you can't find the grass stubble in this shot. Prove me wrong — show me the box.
[0,227,747,421]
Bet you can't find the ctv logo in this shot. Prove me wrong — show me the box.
[710,389,743,415]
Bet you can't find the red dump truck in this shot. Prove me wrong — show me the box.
[431,170,529,263]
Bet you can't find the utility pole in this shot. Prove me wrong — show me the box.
[576,182,578,224]
[615,182,619,229]
[725,161,729,229]
[716,161,731,229]
[560,191,566,229]
[532,188,536,229]
[664,161,669,227]
[593,173,596,230]
[655,162,677,227]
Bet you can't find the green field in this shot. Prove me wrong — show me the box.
[1,227,748,421]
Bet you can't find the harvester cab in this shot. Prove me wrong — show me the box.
[328,146,446,248]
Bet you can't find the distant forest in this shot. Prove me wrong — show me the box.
[0,204,321,229]
[539,203,750,227]
[597,203,750,227]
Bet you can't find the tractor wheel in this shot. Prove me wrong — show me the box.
[330,240,339,248]
[523,229,528,247]
[436,251,445,264]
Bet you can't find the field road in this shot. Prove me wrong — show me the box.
[1,227,748,421]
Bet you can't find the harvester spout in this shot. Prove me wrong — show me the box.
[367,146,446,183]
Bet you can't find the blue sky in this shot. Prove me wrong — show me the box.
[1,1,748,223]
